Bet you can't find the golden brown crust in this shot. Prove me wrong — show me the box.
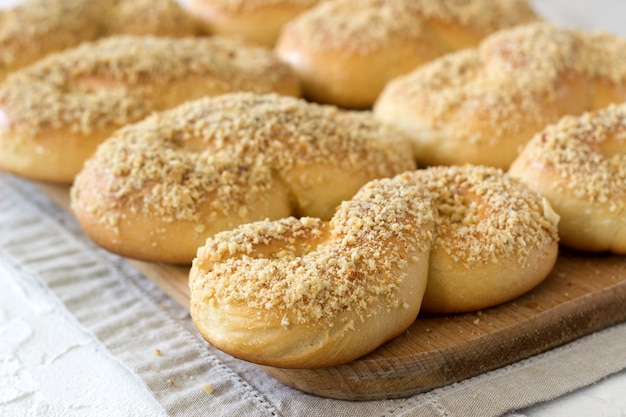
[183,0,319,46]
[190,176,436,368]
[509,104,626,254]
[70,93,416,264]
[0,36,300,183]
[415,165,560,313]
[374,22,626,169]
[0,0,200,82]
[276,0,539,108]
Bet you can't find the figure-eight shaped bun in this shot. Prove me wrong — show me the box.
[190,165,560,368]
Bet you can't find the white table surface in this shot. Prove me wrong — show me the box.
[2,1,626,416]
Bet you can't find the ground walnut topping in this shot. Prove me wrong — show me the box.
[85,93,413,224]
[96,133,275,224]
[389,22,626,144]
[0,36,294,136]
[285,0,537,54]
[103,0,197,35]
[522,105,626,210]
[415,165,559,267]
[0,0,98,73]
[193,176,435,326]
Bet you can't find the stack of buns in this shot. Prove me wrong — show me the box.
[1,0,625,369]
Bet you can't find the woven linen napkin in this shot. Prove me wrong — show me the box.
[2,172,626,417]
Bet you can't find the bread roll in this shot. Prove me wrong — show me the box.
[0,0,200,82]
[417,165,560,313]
[189,164,560,367]
[0,36,300,183]
[182,0,319,46]
[70,93,416,264]
[190,175,436,368]
[374,22,626,169]
[276,0,539,108]
[510,104,626,253]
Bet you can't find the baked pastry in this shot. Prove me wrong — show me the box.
[509,104,626,254]
[275,0,539,108]
[189,164,559,367]
[182,0,319,46]
[190,175,436,368]
[70,93,416,264]
[0,0,199,82]
[101,0,200,38]
[417,165,560,313]
[0,36,300,183]
[374,22,626,169]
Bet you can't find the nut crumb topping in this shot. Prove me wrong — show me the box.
[0,0,198,79]
[0,0,98,76]
[382,22,626,145]
[0,36,297,136]
[283,0,538,54]
[413,165,559,267]
[192,176,435,326]
[75,93,414,226]
[518,104,626,210]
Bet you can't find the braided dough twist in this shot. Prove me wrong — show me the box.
[70,93,415,264]
[510,104,626,254]
[0,0,199,82]
[0,36,300,183]
[275,0,539,108]
[374,22,626,169]
[190,165,559,367]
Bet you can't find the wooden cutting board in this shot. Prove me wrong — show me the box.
[37,182,626,401]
